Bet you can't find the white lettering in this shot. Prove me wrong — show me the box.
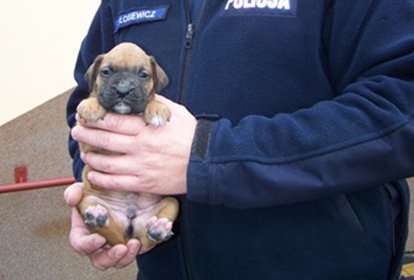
[118,10,158,24]
[278,0,290,9]
[224,0,291,10]
[233,0,244,9]
[225,0,234,10]
[244,0,256,8]
[267,0,278,9]
[256,0,267,8]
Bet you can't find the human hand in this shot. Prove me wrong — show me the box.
[71,95,197,195]
[64,183,141,270]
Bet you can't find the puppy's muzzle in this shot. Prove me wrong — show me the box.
[99,72,148,115]
[114,79,135,98]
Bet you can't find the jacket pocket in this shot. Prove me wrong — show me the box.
[331,194,366,235]
[331,187,395,251]
[383,183,398,255]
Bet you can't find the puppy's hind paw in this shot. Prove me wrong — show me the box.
[145,216,174,243]
[83,205,108,229]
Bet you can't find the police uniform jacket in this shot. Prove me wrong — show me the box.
[67,0,414,279]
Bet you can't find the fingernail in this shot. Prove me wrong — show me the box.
[93,236,105,247]
[130,241,140,252]
[87,172,94,181]
[80,152,88,163]
[115,248,126,258]
[71,126,79,139]
[63,189,69,202]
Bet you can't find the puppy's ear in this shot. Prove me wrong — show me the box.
[150,56,169,93]
[84,54,105,91]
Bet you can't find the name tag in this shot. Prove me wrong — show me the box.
[114,6,169,33]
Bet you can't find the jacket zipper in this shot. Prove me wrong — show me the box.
[179,2,206,279]
[178,4,194,279]
[179,22,194,105]
[178,0,206,104]
[185,23,195,49]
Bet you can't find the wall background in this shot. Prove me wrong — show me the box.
[0,0,100,126]
[0,90,137,279]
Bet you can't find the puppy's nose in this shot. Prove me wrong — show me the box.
[115,80,134,97]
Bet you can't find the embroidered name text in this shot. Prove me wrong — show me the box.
[114,6,169,33]
[117,10,156,25]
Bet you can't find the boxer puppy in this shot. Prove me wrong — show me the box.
[76,43,179,252]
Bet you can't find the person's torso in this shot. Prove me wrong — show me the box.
[103,1,409,279]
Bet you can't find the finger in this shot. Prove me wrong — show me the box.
[64,183,84,207]
[82,153,136,175]
[115,239,140,269]
[69,209,106,254]
[77,113,146,135]
[71,125,134,154]
[87,171,143,193]
[90,244,128,270]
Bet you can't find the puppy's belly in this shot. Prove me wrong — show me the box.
[85,190,164,239]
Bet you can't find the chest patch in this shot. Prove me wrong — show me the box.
[223,0,297,17]
[114,6,169,33]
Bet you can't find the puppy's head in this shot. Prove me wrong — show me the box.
[85,43,169,115]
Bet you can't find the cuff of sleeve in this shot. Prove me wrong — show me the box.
[191,117,215,159]
[187,156,212,204]
[187,116,218,204]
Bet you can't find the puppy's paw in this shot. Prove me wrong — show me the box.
[83,204,109,229]
[145,216,174,243]
[144,100,171,127]
[77,97,107,123]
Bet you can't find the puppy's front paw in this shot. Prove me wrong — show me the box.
[144,100,171,127]
[145,216,174,243]
[77,97,107,123]
[83,204,109,229]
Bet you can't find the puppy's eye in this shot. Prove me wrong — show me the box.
[100,67,112,77]
[139,71,149,79]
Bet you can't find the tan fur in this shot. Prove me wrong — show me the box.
[76,43,178,250]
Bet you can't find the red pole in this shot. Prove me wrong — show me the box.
[0,176,76,194]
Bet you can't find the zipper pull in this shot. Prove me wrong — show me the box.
[185,23,195,49]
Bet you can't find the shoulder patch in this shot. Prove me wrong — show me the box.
[114,6,169,33]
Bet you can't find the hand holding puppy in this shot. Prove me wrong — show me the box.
[65,96,196,269]
[65,95,197,270]
[64,183,141,270]
[72,95,197,195]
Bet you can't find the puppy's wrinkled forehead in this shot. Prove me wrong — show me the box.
[102,43,150,70]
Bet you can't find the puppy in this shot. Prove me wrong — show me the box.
[76,43,179,251]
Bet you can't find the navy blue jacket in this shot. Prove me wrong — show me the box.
[67,1,414,279]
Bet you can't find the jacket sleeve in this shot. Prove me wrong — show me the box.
[66,0,115,181]
[187,0,414,208]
